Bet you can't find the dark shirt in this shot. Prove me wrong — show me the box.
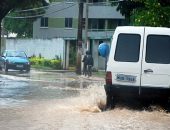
[83,54,93,66]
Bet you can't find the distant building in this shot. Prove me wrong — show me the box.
[33,0,126,70]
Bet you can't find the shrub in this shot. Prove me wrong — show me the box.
[30,57,62,70]
[50,59,62,69]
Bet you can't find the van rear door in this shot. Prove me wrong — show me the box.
[107,27,144,87]
[141,27,170,88]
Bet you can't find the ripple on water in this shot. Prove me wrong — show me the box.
[0,98,28,108]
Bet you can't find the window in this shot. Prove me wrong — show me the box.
[89,19,105,30]
[146,35,170,64]
[40,17,48,27]
[98,19,105,30]
[114,34,141,62]
[65,0,75,3]
[89,0,106,2]
[90,19,98,29]
[65,18,73,28]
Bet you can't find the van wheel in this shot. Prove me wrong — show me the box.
[106,92,115,110]
[160,98,170,112]
[166,99,170,112]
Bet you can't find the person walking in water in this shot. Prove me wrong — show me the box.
[82,50,94,77]
[82,51,88,76]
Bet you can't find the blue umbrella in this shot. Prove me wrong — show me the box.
[98,43,110,58]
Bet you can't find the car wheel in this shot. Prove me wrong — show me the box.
[4,63,8,72]
[26,68,30,73]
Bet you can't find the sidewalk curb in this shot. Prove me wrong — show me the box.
[31,68,75,73]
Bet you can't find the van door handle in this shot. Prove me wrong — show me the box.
[144,69,153,73]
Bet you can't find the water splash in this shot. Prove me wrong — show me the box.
[57,83,107,113]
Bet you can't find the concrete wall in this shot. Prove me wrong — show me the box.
[5,38,109,70]
[5,38,65,60]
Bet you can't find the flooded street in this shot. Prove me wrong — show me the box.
[0,70,170,130]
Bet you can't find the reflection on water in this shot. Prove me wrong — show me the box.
[1,70,170,110]
[1,70,170,113]
[1,71,170,130]
[0,77,29,107]
[0,98,28,108]
[0,71,104,108]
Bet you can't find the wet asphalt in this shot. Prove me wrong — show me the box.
[1,70,170,130]
[0,69,94,107]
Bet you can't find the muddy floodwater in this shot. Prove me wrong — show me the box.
[0,70,170,130]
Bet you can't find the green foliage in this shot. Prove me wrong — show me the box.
[110,0,144,22]
[132,0,170,27]
[113,0,170,27]
[4,17,34,38]
[30,57,62,70]
[1,0,51,38]
[0,0,49,20]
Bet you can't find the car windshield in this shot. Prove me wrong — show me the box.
[6,51,27,58]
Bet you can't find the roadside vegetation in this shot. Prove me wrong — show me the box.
[30,57,62,70]
[112,0,170,27]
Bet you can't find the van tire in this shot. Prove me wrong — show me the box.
[105,85,115,110]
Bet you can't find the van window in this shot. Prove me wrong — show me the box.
[146,35,170,64]
[114,34,141,62]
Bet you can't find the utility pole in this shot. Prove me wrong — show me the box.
[1,19,4,53]
[0,19,4,54]
[76,0,84,74]
[85,0,89,51]
[0,19,2,54]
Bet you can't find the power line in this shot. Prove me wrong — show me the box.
[13,0,122,13]
[5,0,122,19]
[14,2,64,13]
[5,3,77,19]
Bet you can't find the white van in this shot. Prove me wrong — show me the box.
[105,26,170,106]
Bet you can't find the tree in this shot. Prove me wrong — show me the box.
[2,0,48,38]
[0,0,49,52]
[0,0,48,21]
[110,0,144,23]
[133,0,170,27]
[4,17,34,38]
[112,0,170,27]
[4,7,46,38]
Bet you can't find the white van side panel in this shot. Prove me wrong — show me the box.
[141,27,170,88]
[107,27,144,87]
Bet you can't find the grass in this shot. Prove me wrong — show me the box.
[68,66,76,71]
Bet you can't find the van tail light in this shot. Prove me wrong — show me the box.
[106,71,112,85]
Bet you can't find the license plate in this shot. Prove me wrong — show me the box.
[116,74,136,83]
[16,65,23,68]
